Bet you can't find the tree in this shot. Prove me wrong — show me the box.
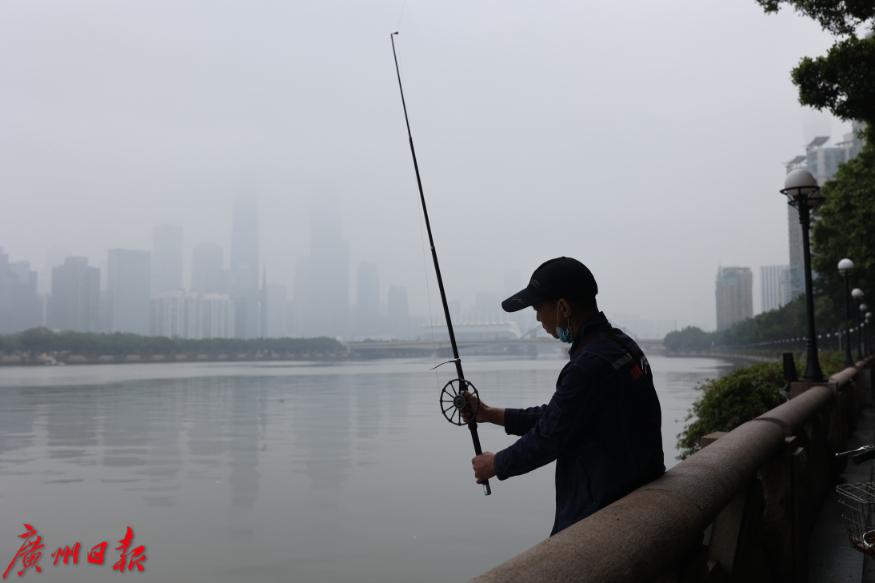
[755,1,875,125]
[811,142,875,317]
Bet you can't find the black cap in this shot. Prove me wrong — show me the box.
[501,257,598,313]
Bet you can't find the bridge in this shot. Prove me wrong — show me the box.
[346,337,561,359]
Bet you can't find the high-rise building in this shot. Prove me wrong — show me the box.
[355,262,380,338]
[760,265,791,313]
[151,224,183,295]
[715,267,753,331]
[386,285,410,339]
[48,257,100,332]
[231,196,260,339]
[191,243,227,293]
[468,291,503,324]
[151,291,234,339]
[0,250,41,333]
[107,249,151,334]
[295,205,349,338]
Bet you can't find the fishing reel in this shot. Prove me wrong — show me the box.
[439,379,480,426]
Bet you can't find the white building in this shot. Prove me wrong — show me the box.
[151,291,234,339]
[760,265,791,313]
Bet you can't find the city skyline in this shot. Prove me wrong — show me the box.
[0,0,857,333]
[2,108,866,341]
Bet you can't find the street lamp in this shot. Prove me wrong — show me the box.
[839,258,855,366]
[867,312,873,356]
[781,169,825,382]
[860,302,870,356]
[852,288,865,360]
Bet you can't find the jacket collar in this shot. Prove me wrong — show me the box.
[568,311,611,356]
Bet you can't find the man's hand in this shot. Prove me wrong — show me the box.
[461,392,497,424]
[472,452,496,484]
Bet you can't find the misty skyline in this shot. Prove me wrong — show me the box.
[0,0,853,332]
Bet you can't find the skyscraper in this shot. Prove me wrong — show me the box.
[715,267,753,331]
[151,224,183,295]
[231,196,260,339]
[760,265,790,313]
[355,262,380,338]
[263,283,288,338]
[0,250,41,333]
[48,257,100,332]
[107,249,151,334]
[295,204,349,338]
[191,243,227,293]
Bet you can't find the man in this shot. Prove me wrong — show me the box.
[469,257,664,536]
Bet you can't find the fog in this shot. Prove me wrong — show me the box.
[0,0,850,336]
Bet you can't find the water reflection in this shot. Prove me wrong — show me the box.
[0,389,36,462]
[0,356,735,582]
[291,374,353,494]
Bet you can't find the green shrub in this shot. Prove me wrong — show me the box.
[676,351,852,459]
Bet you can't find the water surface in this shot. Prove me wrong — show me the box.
[0,355,734,582]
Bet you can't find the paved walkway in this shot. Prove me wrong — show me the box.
[810,405,875,583]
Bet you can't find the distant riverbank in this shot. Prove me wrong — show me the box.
[663,351,778,364]
[0,327,348,366]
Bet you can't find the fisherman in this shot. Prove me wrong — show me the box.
[468,257,665,536]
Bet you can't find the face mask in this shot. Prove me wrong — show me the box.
[555,302,573,343]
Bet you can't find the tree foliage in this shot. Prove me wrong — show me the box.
[0,328,347,359]
[811,142,875,318]
[676,351,848,459]
[662,294,845,352]
[676,362,787,458]
[755,0,875,124]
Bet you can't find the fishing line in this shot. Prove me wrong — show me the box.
[395,0,408,31]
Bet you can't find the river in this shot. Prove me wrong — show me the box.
[0,354,736,582]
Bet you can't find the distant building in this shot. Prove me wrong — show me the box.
[715,267,753,331]
[151,224,183,295]
[295,205,349,338]
[48,257,100,332]
[760,265,791,313]
[386,285,410,339]
[191,243,227,294]
[355,262,381,338]
[262,283,288,338]
[151,291,234,339]
[467,291,505,324]
[107,249,151,334]
[231,196,260,339]
[0,250,41,333]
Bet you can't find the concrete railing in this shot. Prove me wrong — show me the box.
[472,358,873,583]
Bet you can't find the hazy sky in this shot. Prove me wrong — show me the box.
[0,0,850,331]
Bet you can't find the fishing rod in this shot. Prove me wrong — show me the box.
[390,32,491,496]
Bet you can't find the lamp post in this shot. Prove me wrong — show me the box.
[781,169,825,382]
[839,258,855,366]
[867,312,873,356]
[852,288,865,360]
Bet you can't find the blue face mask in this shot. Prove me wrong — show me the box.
[556,325,573,343]
[555,302,573,343]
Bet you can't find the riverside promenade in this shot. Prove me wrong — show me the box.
[473,357,874,583]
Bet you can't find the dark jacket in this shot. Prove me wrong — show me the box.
[493,312,664,535]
